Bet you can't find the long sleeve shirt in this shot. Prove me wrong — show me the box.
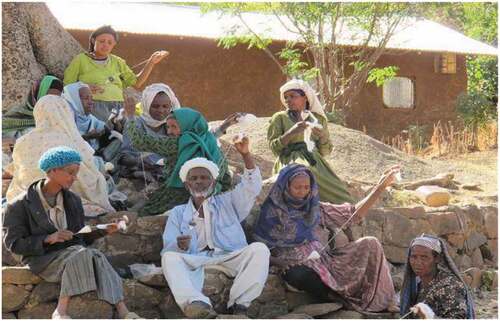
[161,167,262,255]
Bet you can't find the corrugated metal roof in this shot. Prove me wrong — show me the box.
[47,2,498,56]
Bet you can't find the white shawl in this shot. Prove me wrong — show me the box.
[141,83,180,128]
[6,95,114,214]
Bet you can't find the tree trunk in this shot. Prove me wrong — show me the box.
[2,2,82,111]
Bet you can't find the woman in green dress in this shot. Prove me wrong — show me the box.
[267,79,352,204]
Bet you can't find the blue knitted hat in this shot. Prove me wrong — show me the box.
[38,146,82,173]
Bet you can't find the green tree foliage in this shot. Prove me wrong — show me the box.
[202,2,420,114]
[456,91,497,128]
[422,2,497,125]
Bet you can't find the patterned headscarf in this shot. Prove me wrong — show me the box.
[400,234,475,319]
[253,164,320,247]
[411,235,442,253]
[140,83,180,128]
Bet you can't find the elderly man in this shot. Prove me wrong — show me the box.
[161,136,270,318]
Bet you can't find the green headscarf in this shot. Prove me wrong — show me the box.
[3,75,63,132]
[35,75,61,107]
[167,108,224,189]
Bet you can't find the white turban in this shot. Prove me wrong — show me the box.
[411,235,442,253]
[179,157,220,182]
[141,83,180,128]
[280,79,326,118]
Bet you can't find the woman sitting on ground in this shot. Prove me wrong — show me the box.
[253,163,399,313]
[3,75,63,139]
[6,95,114,216]
[63,82,124,193]
[123,96,236,216]
[400,235,475,319]
[119,83,180,183]
[63,25,168,122]
[63,82,114,151]
[3,146,140,319]
[267,79,352,204]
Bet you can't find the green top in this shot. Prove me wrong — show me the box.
[63,53,137,102]
[267,110,333,158]
[267,110,353,204]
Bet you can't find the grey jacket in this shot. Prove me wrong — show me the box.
[3,179,106,274]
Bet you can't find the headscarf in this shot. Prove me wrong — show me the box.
[62,82,105,136]
[89,25,118,53]
[167,108,224,189]
[6,95,114,213]
[140,83,180,128]
[39,146,82,173]
[280,79,326,119]
[411,235,442,253]
[400,234,475,319]
[3,75,63,133]
[253,164,320,247]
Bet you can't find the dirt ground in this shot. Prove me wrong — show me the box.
[475,289,498,319]
[215,118,497,205]
[437,150,497,205]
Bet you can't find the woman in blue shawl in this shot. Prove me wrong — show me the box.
[63,82,107,151]
[253,163,321,247]
[400,234,475,319]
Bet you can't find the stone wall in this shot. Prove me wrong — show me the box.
[2,203,497,319]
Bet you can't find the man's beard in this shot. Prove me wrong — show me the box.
[188,183,215,198]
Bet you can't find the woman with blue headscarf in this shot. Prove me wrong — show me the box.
[400,235,475,319]
[63,82,107,151]
[63,82,123,181]
[253,164,399,313]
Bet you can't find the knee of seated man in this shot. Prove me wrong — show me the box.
[247,242,270,258]
[161,251,184,265]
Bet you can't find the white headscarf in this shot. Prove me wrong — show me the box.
[6,95,114,213]
[141,83,180,128]
[411,235,442,253]
[179,157,220,182]
[279,79,326,118]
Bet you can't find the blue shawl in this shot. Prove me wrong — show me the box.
[63,82,105,150]
[400,234,475,318]
[253,164,320,247]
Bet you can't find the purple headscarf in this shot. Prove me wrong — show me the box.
[253,164,320,248]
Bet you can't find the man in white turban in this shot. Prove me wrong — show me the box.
[161,136,270,318]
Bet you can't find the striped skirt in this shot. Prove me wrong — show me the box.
[38,245,123,305]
